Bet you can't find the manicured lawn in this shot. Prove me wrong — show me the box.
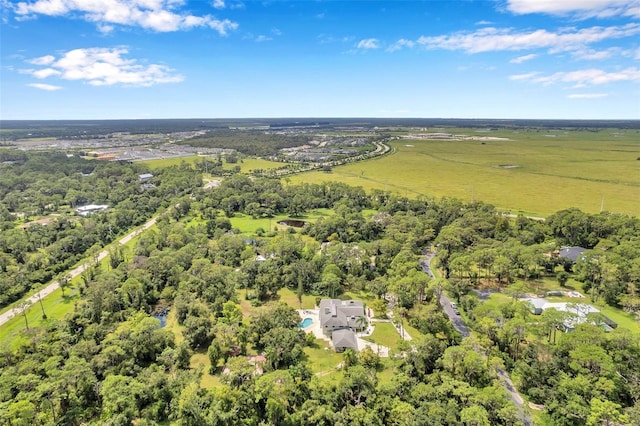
[304,338,344,375]
[482,292,513,311]
[290,128,640,217]
[277,287,317,310]
[593,304,640,336]
[403,322,425,342]
[139,155,201,169]
[363,322,403,351]
[229,213,277,234]
[228,209,337,234]
[0,287,80,349]
[222,158,284,173]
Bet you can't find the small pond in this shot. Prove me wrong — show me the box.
[279,219,307,228]
[153,314,167,327]
[299,318,313,328]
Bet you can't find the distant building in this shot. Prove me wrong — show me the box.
[558,246,587,263]
[76,204,109,216]
[521,297,616,331]
[139,173,154,181]
[140,183,156,191]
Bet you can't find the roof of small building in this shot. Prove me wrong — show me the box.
[559,246,587,262]
[332,329,358,350]
[521,297,548,310]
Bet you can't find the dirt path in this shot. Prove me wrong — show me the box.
[0,217,157,327]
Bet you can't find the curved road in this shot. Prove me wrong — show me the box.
[0,217,157,327]
[422,249,531,426]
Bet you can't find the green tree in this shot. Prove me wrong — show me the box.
[207,339,222,374]
[100,375,145,421]
[460,405,491,426]
[557,271,570,287]
[221,301,243,326]
[587,398,629,426]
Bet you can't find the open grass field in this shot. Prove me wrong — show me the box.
[138,155,201,169]
[222,158,284,172]
[304,338,344,375]
[290,128,640,217]
[141,155,283,173]
[363,322,403,351]
[0,287,80,349]
[277,287,317,310]
[228,208,336,234]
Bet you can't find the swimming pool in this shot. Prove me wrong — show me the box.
[299,318,313,328]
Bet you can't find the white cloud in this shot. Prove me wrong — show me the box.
[572,47,620,60]
[27,54,55,65]
[32,67,60,78]
[207,18,237,35]
[510,67,640,86]
[567,93,609,99]
[28,83,62,90]
[506,0,640,19]
[13,0,239,34]
[357,38,380,49]
[416,24,640,54]
[255,35,271,42]
[212,0,225,9]
[475,20,493,25]
[387,38,415,52]
[22,47,184,87]
[509,72,540,81]
[510,53,537,63]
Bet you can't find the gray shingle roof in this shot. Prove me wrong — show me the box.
[319,299,364,331]
[559,246,587,263]
[332,329,358,351]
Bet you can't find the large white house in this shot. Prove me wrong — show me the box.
[318,299,366,351]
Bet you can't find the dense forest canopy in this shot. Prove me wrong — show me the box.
[0,150,639,425]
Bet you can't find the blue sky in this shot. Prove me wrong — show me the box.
[1,0,639,119]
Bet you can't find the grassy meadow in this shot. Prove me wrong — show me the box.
[139,155,202,169]
[139,155,283,174]
[290,128,640,217]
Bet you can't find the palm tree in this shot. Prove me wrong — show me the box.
[38,293,47,320]
[356,315,368,333]
[16,301,31,330]
[342,349,357,369]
